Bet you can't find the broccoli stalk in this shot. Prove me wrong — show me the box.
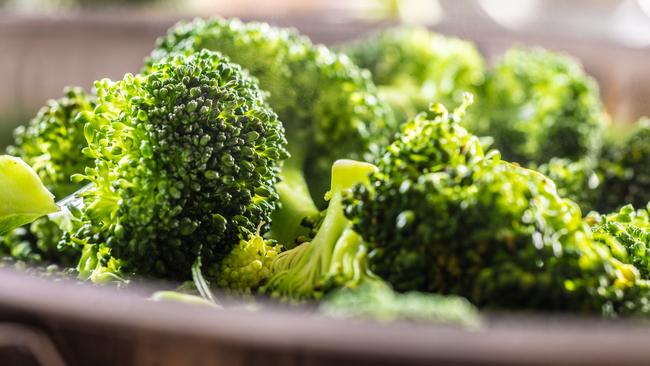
[264,159,377,301]
[0,155,59,235]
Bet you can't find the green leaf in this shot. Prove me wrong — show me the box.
[0,155,59,235]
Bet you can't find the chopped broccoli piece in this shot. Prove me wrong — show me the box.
[2,88,93,266]
[344,98,648,315]
[469,47,606,165]
[64,49,288,281]
[148,17,394,244]
[342,27,485,122]
[0,155,58,235]
[322,282,482,327]
[7,87,95,198]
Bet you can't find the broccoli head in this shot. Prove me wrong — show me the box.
[342,27,485,122]
[65,49,288,280]
[469,47,606,165]
[344,99,647,315]
[148,17,394,244]
[7,87,95,198]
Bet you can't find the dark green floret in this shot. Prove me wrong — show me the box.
[148,17,394,244]
[342,26,485,122]
[344,98,649,315]
[65,49,288,281]
[7,87,95,198]
[469,47,606,165]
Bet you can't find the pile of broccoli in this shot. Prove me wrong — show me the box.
[2,19,650,323]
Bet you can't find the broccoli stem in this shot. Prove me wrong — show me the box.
[0,156,59,235]
[265,159,377,301]
[269,141,321,247]
[270,164,319,248]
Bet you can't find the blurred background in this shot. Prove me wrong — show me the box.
[2,0,650,147]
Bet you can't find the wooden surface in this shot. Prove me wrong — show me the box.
[1,268,650,365]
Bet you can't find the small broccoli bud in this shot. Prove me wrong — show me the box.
[342,27,486,123]
[211,228,283,295]
[469,47,606,165]
[65,49,288,280]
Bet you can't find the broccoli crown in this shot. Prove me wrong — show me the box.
[342,27,485,122]
[469,47,605,164]
[344,101,644,314]
[67,50,288,279]
[7,87,95,198]
[598,119,650,212]
[149,17,394,200]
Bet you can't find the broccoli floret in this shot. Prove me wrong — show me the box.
[469,47,606,165]
[148,17,394,245]
[209,228,283,295]
[321,281,481,327]
[64,49,288,281]
[597,119,650,212]
[342,27,485,123]
[7,87,95,198]
[344,99,647,315]
[2,88,94,265]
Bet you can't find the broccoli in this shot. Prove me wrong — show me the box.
[343,99,648,315]
[7,87,95,198]
[0,155,58,235]
[2,88,94,265]
[321,281,481,327]
[63,49,288,282]
[469,47,606,165]
[342,27,485,123]
[148,17,394,245]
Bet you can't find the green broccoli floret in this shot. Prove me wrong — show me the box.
[2,88,94,265]
[469,47,606,165]
[209,228,283,295]
[344,99,648,315]
[321,281,481,327]
[590,204,650,279]
[148,17,394,245]
[342,27,485,123]
[64,49,288,282]
[7,87,95,198]
[597,119,650,212]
